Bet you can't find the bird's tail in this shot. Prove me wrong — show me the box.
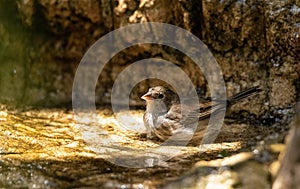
[227,86,262,106]
[196,86,262,121]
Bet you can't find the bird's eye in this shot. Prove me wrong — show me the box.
[158,94,164,99]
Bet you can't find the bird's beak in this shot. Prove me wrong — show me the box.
[141,92,153,101]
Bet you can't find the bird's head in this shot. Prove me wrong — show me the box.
[141,86,179,110]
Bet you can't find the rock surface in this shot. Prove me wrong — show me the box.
[272,102,300,189]
[0,0,297,116]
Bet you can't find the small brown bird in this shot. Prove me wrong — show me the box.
[141,86,262,145]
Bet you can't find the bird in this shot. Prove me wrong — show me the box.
[141,85,262,145]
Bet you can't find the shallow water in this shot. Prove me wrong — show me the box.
[0,106,289,188]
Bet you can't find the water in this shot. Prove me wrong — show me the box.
[0,106,258,188]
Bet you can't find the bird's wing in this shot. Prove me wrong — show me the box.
[153,100,227,140]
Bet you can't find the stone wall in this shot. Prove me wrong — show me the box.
[0,0,298,119]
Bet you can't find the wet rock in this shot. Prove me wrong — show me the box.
[164,152,270,189]
[272,102,300,189]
